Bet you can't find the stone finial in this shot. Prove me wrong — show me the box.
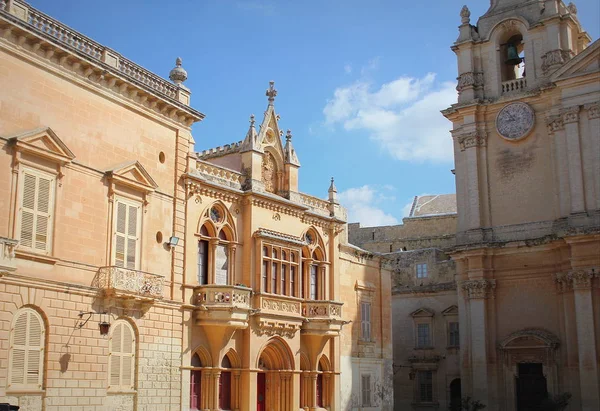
[286,129,292,142]
[169,57,187,85]
[250,114,255,128]
[328,177,337,193]
[266,81,277,105]
[460,5,471,24]
[567,2,577,15]
[328,177,338,204]
[283,128,300,166]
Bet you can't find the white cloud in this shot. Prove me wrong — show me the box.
[360,57,381,75]
[338,185,398,227]
[344,64,352,74]
[323,73,457,162]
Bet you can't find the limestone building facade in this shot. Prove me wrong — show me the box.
[443,1,600,410]
[0,1,393,410]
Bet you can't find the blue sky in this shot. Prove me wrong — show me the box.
[30,0,600,226]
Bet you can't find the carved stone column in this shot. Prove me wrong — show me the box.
[319,263,327,300]
[212,370,221,411]
[461,279,496,406]
[233,370,241,411]
[309,372,318,409]
[562,107,585,213]
[584,103,600,209]
[568,269,600,409]
[457,131,487,230]
[547,116,570,217]
[229,245,236,285]
[208,238,219,284]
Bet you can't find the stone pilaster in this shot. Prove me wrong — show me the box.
[562,106,585,213]
[567,269,600,410]
[584,103,600,209]
[461,279,496,406]
[456,131,487,230]
[547,116,570,216]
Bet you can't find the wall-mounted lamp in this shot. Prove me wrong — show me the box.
[77,311,111,336]
[167,236,179,248]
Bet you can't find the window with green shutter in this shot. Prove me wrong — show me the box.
[108,320,136,391]
[8,308,45,390]
[19,168,55,253]
[113,198,141,269]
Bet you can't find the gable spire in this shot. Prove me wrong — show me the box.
[240,114,261,152]
[266,81,277,106]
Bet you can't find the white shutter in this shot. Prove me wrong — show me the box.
[113,199,141,269]
[9,309,44,388]
[109,321,136,390]
[19,170,54,252]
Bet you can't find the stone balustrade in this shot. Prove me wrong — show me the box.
[195,285,252,310]
[303,300,343,319]
[0,237,18,272]
[256,294,303,317]
[502,78,527,94]
[300,193,331,216]
[93,266,164,299]
[1,1,181,103]
[191,160,244,189]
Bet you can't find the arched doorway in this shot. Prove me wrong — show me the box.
[190,353,202,411]
[449,378,461,411]
[220,355,232,410]
[257,338,295,411]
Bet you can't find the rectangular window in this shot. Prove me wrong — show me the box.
[198,240,208,285]
[290,266,296,297]
[416,263,428,278]
[417,323,431,348]
[18,168,55,253]
[215,244,228,285]
[310,264,318,300]
[361,302,372,341]
[361,374,371,406]
[271,262,277,294]
[448,322,459,347]
[262,260,268,292]
[418,370,433,402]
[281,265,287,296]
[113,198,141,269]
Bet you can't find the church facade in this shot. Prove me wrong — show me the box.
[443,1,599,410]
[0,1,393,410]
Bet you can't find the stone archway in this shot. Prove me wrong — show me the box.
[257,337,295,411]
[499,329,560,411]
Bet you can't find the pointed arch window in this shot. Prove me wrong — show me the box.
[197,204,236,286]
[108,320,136,391]
[190,353,203,410]
[219,355,232,410]
[302,228,327,301]
[8,308,45,390]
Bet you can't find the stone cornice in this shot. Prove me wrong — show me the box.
[0,5,204,127]
[461,279,496,299]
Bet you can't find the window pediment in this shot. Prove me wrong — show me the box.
[411,307,435,318]
[9,127,75,165]
[442,305,459,316]
[104,161,158,194]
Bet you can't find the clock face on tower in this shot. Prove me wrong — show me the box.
[495,102,535,141]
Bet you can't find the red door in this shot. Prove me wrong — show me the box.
[219,371,231,410]
[257,373,266,411]
[316,374,323,407]
[190,370,201,410]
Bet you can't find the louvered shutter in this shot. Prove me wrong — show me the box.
[361,302,371,341]
[109,323,122,387]
[109,321,135,390]
[19,170,54,252]
[9,309,44,388]
[113,200,140,269]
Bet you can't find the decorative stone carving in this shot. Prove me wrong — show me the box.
[499,328,560,350]
[456,72,483,92]
[541,49,573,75]
[458,131,486,151]
[567,2,578,15]
[266,80,277,105]
[272,213,281,221]
[546,116,565,134]
[261,297,301,314]
[461,279,496,299]
[568,269,595,290]
[262,153,277,193]
[256,320,300,338]
[460,5,471,25]
[584,102,600,119]
[553,272,571,293]
[561,106,580,124]
[500,19,520,32]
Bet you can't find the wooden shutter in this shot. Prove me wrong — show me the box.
[9,309,45,388]
[19,170,54,252]
[113,199,140,269]
[361,302,371,341]
[109,321,136,390]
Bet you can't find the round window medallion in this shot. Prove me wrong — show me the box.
[159,152,166,163]
[156,231,163,244]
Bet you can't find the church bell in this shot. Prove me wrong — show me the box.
[505,43,523,66]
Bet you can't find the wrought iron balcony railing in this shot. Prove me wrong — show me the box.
[93,266,164,299]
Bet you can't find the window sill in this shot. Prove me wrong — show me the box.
[414,346,435,350]
[5,388,45,395]
[358,339,375,346]
[411,401,440,408]
[106,389,137,395]
[15,249,57,265]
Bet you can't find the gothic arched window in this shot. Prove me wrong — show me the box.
[197,203,236,286]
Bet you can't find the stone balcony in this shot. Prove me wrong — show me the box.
[194,285,252,329]
[501,77,527,94]
[93,266,164,304]
[301,301,345,336]
[253,294,304,338]
[0,237,18,273]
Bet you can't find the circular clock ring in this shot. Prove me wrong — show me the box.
[495,102,535,141]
